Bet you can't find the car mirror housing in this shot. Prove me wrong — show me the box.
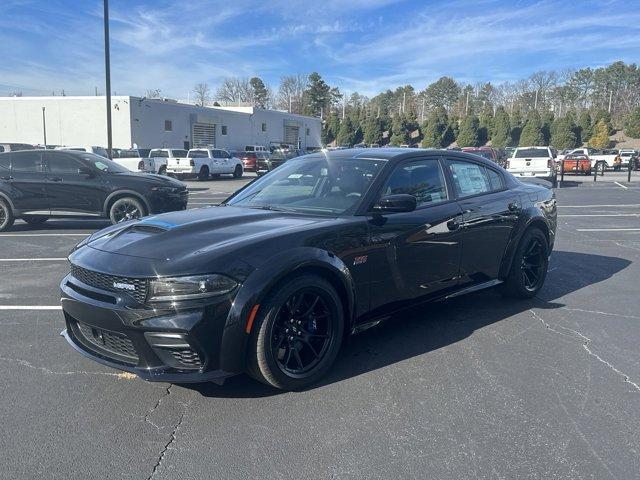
[373,194,417,213]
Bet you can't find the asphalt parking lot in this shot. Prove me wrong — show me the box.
[1,172,640,479]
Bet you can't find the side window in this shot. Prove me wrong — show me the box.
[212,150,222,158]
[46,153,82,174]
[222,150,231,158]
[10,151,45,173]
[381,159,448,207]
[485,167,504,191]
[447,160,491,197]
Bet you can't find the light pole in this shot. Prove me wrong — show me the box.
[41,106,47,147]
[103,0,113,159]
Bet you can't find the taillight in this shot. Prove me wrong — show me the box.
[137,160,144,170]
[189,159,194,166]
[547,158,553,168]
[505,160,510,169]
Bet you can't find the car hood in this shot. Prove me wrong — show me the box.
[84,206,328,262]
[110,171,185,187]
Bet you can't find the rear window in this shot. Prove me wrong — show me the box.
[118,149,140,158]
[188,150,209,158]
[514,148,550,158]
[172,150,188,157]
[245,146,256,151]
[150,150,168,158]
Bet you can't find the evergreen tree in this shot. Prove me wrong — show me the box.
[541,111,554,145]
[550,116,579,149]
[491,106,511,148]
[592,109,614,135]
[519,110,544,146]
[249,77,269,108]
[510,109,523,146]
[304,72,331,117]
[421,107,449,148]
[577,111,592,145]
[363,116,383,145]
[625,108,640,138]
[478,108,493,146]
[588,119,610,149]
[456,114,480,147]
[336,116,357,146]
[390,115,411,145]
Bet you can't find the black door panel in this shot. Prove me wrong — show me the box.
[7,151,49,214]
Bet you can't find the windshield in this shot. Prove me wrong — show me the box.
[226,155,386,215]
[514,148,550,158]
[80,153,130,173]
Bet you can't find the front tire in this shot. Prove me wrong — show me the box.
[502,228,549,298]
[198,166,210,181]
[0,199,14,232]
[158,166,167,176]
[109,196,146,224]
[247,274,344,390]
[23,215,49,227]
[233,164,243,178]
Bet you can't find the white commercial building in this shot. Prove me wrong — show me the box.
[0,96,322,151]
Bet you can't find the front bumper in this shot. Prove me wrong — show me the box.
[60,273,238,383]
[148,190,189,214]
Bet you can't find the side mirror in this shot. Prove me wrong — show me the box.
[373,194,417,213]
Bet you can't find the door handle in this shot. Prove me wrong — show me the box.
[447,219,460,231]
[508,202,520,212]
[0,175,13,180]
[48,177,63,182]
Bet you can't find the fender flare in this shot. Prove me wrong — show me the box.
[217,247,356,374]
[498,211,552,279]
[0,191,15,212]
[102,190,151,217]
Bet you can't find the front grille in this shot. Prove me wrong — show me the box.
[170,349,203,368]
[70,264,148,304]
[76,322,139,363]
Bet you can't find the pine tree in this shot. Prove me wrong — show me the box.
[491,106,511,148]
[390,115,411,146]
[625,108,640,138]
[588,119,610,149]
[541,111,554,145]
[249,77,269,108]
[336,116,356,146]
[363,116,383,145]
[550,117,579,149]
[519,110,544,146]
[510,109,523,146]
[577,111,592,145]
[456,114,480,147]
[478,108,494,146]
[421,107,449,148]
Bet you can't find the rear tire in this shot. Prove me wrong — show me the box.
[198,166,210,181]
[501,228,549,299]
[247,274,344,390]
[0,199,14,232]
[158,166,167,175]
[109,196,146,224]
[23,215,49,227]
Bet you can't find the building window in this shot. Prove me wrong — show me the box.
[261,122,267,132]
[164,120,172,132]
[221,125,228,135]
[306,128,310,136]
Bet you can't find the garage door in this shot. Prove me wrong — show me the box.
[284,125,299,145]
[192,123,216,147]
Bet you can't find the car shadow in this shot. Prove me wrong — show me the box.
[183,250,631,398]
[9,219,112,232]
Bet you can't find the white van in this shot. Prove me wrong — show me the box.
[506,146,557,184]
[167,148,243,181]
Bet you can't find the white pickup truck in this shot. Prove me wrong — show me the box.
[139,148,188,175]
[167,148,244,181]
[506,146,557,185]
[567,148,619,170]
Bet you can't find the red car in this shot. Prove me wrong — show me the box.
[562,154,592,175]
[461,147,499,163]
[235,151,269,172]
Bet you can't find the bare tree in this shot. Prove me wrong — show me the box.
[145,88,161,99]
[215,77,252,105]
[193,83,211,107]
[276,75,307,114]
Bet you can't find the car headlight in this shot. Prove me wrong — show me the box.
[148,274,237,302]
[151,186,180,193]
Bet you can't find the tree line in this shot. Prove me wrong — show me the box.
[149,60,640,148]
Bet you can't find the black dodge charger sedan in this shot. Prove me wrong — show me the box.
[0,149,188,230]
[60,148,556,390]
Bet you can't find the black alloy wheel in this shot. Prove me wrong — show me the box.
[109,197,145,224]
[247,274,344,390]
[0,199,14,232]
[502,227,549,299]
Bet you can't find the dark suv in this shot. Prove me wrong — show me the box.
[0,149,188,231]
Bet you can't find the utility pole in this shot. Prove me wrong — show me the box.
[103,0,113,159]
[95,86,98,96]
[342,93,346,120]
[41,106,47,147]
[534,89,539,110]
[465,91,470,116]
[420,97,425,124]
[402,91,406,115]
[289,95,292,113]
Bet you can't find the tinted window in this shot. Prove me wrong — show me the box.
[79,153,129,173]
[448,160,491,197]
[485,167,504,191]
[188,150,209,158]
[212,150,223,158]
[173,150,187,157]
[221,150,231,158]
[118,149,140,158]
[382,159,448,207]
[11,151,45,173]
[46,153,82,174]
[93,147,109,158]
[0,146,4,153]
[514,148,550,158]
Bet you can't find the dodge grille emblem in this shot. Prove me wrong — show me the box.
[113,282,136,291]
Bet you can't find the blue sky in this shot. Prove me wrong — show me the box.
[1,0,639,98]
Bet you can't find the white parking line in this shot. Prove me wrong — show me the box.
[614,182,629,189]
[576,228,640,232]
[559,204,640,208]
[0,305,62,310]
[0,233,88,237]
[559,214,640,217]
[0,258,67,262]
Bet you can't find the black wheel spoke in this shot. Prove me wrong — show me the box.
[293,348,304,370]
[302,296,319,317]
[300,338,319,358]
